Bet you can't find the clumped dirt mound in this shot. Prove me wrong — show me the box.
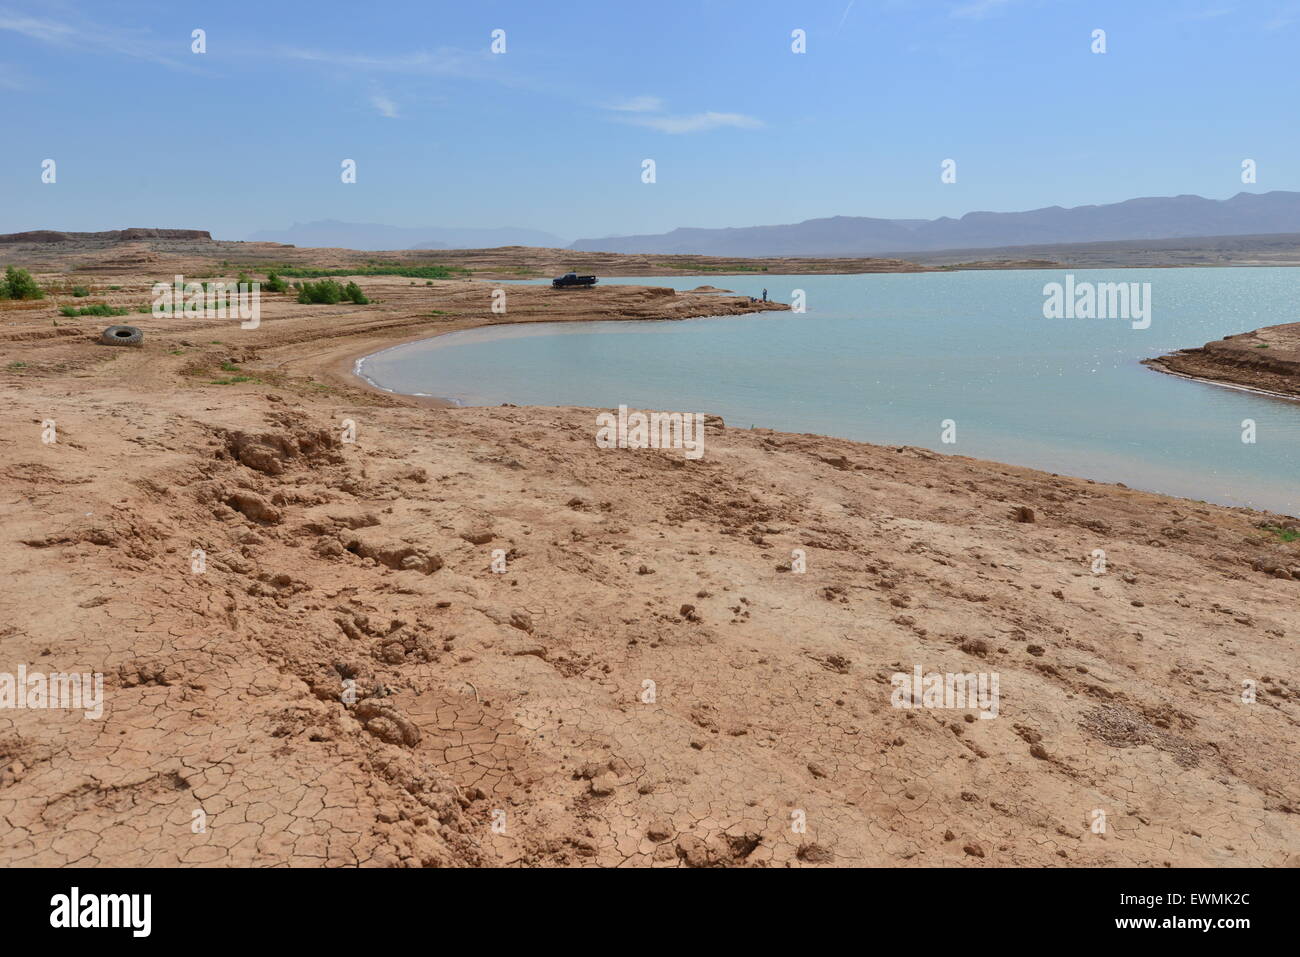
[219,417,343,474]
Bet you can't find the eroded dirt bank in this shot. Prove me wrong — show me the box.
[1,267,1297,868]
[1145,322,1300,400]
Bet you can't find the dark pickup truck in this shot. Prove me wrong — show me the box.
[552,272,597,289]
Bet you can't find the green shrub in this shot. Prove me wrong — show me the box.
[71,285,90,297]
[0,267,45,300]
[273,263,466,280]
[211,375,258,385]
[264,272,289,293]
[343,281,369,304]
[59,303,129,317]
[297,279,344,304]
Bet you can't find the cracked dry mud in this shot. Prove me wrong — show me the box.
[1,262,1297,867]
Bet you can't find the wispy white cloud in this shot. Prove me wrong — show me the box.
[605,96,761,134]
[280,46,490,79]
[620,110,763,134]
[370,93,398,118]
[0,7,187,68]
[608,95,665,113]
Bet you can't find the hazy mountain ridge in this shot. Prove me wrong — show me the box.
[568,191,1300,256]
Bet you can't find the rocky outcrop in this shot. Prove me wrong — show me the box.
[0,228,211,243]
[1144,322,1300,398]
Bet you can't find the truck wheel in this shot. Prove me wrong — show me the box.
[100,325,143,347]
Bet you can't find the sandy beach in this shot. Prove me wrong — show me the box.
[1,248,1297,868]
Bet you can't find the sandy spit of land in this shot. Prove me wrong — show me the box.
[1145,322,1300,400]
[0,251,1297,869]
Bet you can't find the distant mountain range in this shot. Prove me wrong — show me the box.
[568,191,1300,257]
[246,220,567,251]
[239,193,1300,258]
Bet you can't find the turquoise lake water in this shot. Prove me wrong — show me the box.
[357,269,1300,515]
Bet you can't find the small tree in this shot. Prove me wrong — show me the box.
[1,267,45,300]
[297,278,344,304]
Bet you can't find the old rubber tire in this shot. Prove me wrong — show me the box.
[100,325,143,347]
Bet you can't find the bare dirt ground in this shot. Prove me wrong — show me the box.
[1,248,1297,868]
[1146,322,1300,400]
[0,233,932,279]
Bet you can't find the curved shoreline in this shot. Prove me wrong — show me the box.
[332,323,470,409]
[340,310,790,409]
[348,326,479,407]
[1142,358,1300,403]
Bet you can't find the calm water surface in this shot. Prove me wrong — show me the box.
[357,269,1300,515]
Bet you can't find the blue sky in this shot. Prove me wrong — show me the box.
[2,0,1298,241]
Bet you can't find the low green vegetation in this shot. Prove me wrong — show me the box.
[71,285,90,297]
[210,375,258,385]
[296,278,369,304]
[658,261,768,273]
[59,303,129,317]
[153,300,228,314]
[297,279,343,304]
[1262,525,1300,542]
[264,272,289,293]
[274,263,468,280]
[0,266,45,300]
